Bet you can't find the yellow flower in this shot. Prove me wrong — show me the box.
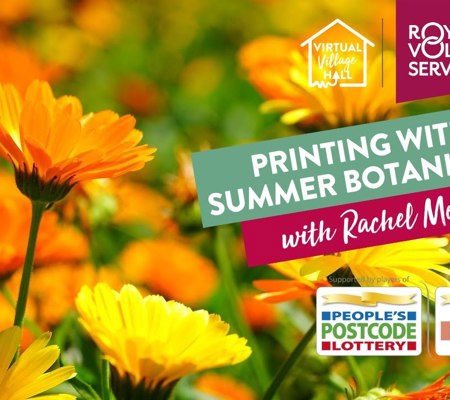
[26,262,123,329]
[0,80,155,202]
[1,263,123,340]
[239,36,399,129]
[75,283,251,399]
[0,326,76,400]
[253,259,330,303]
[297,238,450,299]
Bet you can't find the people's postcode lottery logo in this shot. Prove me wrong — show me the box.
[316,287,421,356]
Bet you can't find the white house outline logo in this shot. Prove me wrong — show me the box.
[300,19,375,88]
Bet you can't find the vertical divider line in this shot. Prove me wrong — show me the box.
[381,18,384,88]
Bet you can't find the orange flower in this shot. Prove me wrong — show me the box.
[0,0,30,24]
[2,262,123,331]
[167,149,198,204]
[253,259,330,303]
[0,80,155,202]
[120,239,218,306]
[240,292,278,330]
[0,42,62,94]
[73,0,122,44]
[239,36,299,98]
[118,76,165,117]
[195,373,256,400]
[28,263,123,328]
[112,180,178,235]
[239,35,399,129]
[0,171,87,279]
[418,339,450,372]
[59,179,178,235]
[386,372,450,399]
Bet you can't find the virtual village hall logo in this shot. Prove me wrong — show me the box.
[301,19,374,88]
[317,287,421,356]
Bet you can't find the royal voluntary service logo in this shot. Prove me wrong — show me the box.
[301,19,374,88]
[317,287,421,356]
[435,287,450,355]
[396,0,450,101]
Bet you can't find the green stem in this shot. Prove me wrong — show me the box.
[262,322,316,400]
[1,285,42,337]
[13,200,47,329]
[327,373,352,394]
[346,355,368,394]
[214,226,271,395]
[101,359,111,400]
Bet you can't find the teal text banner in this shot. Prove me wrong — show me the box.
[192,110,450,227]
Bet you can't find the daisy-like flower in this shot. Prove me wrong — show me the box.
[296,238,450,300]
[239,36,399,130]
[75,283,251,400]
[0,80,155,202]
[0,326,76,400]
[253,259,330,303]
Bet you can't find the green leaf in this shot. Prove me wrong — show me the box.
[70,376,102,400]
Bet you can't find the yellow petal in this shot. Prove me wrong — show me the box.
[300,255,344,279]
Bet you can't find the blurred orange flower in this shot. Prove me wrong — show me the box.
[239,35,399,129]
[112,180,178,235]
[0,42,62,94]
[418,338,450,372]
[253,259,330,303]
[118,76,165,117]
[73,0,123,44]
[0,287,35,349]
[60,179,178,235]
[167,149,198,204]
[0,172,87,279]
[0,80,156,202]
[29,263,123,328]
[195,373,256,400]
[2,262,123,331]
[120,238,218,306]
[240,292,278,330]
[387,372,450,399]
[0,0,30,24]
